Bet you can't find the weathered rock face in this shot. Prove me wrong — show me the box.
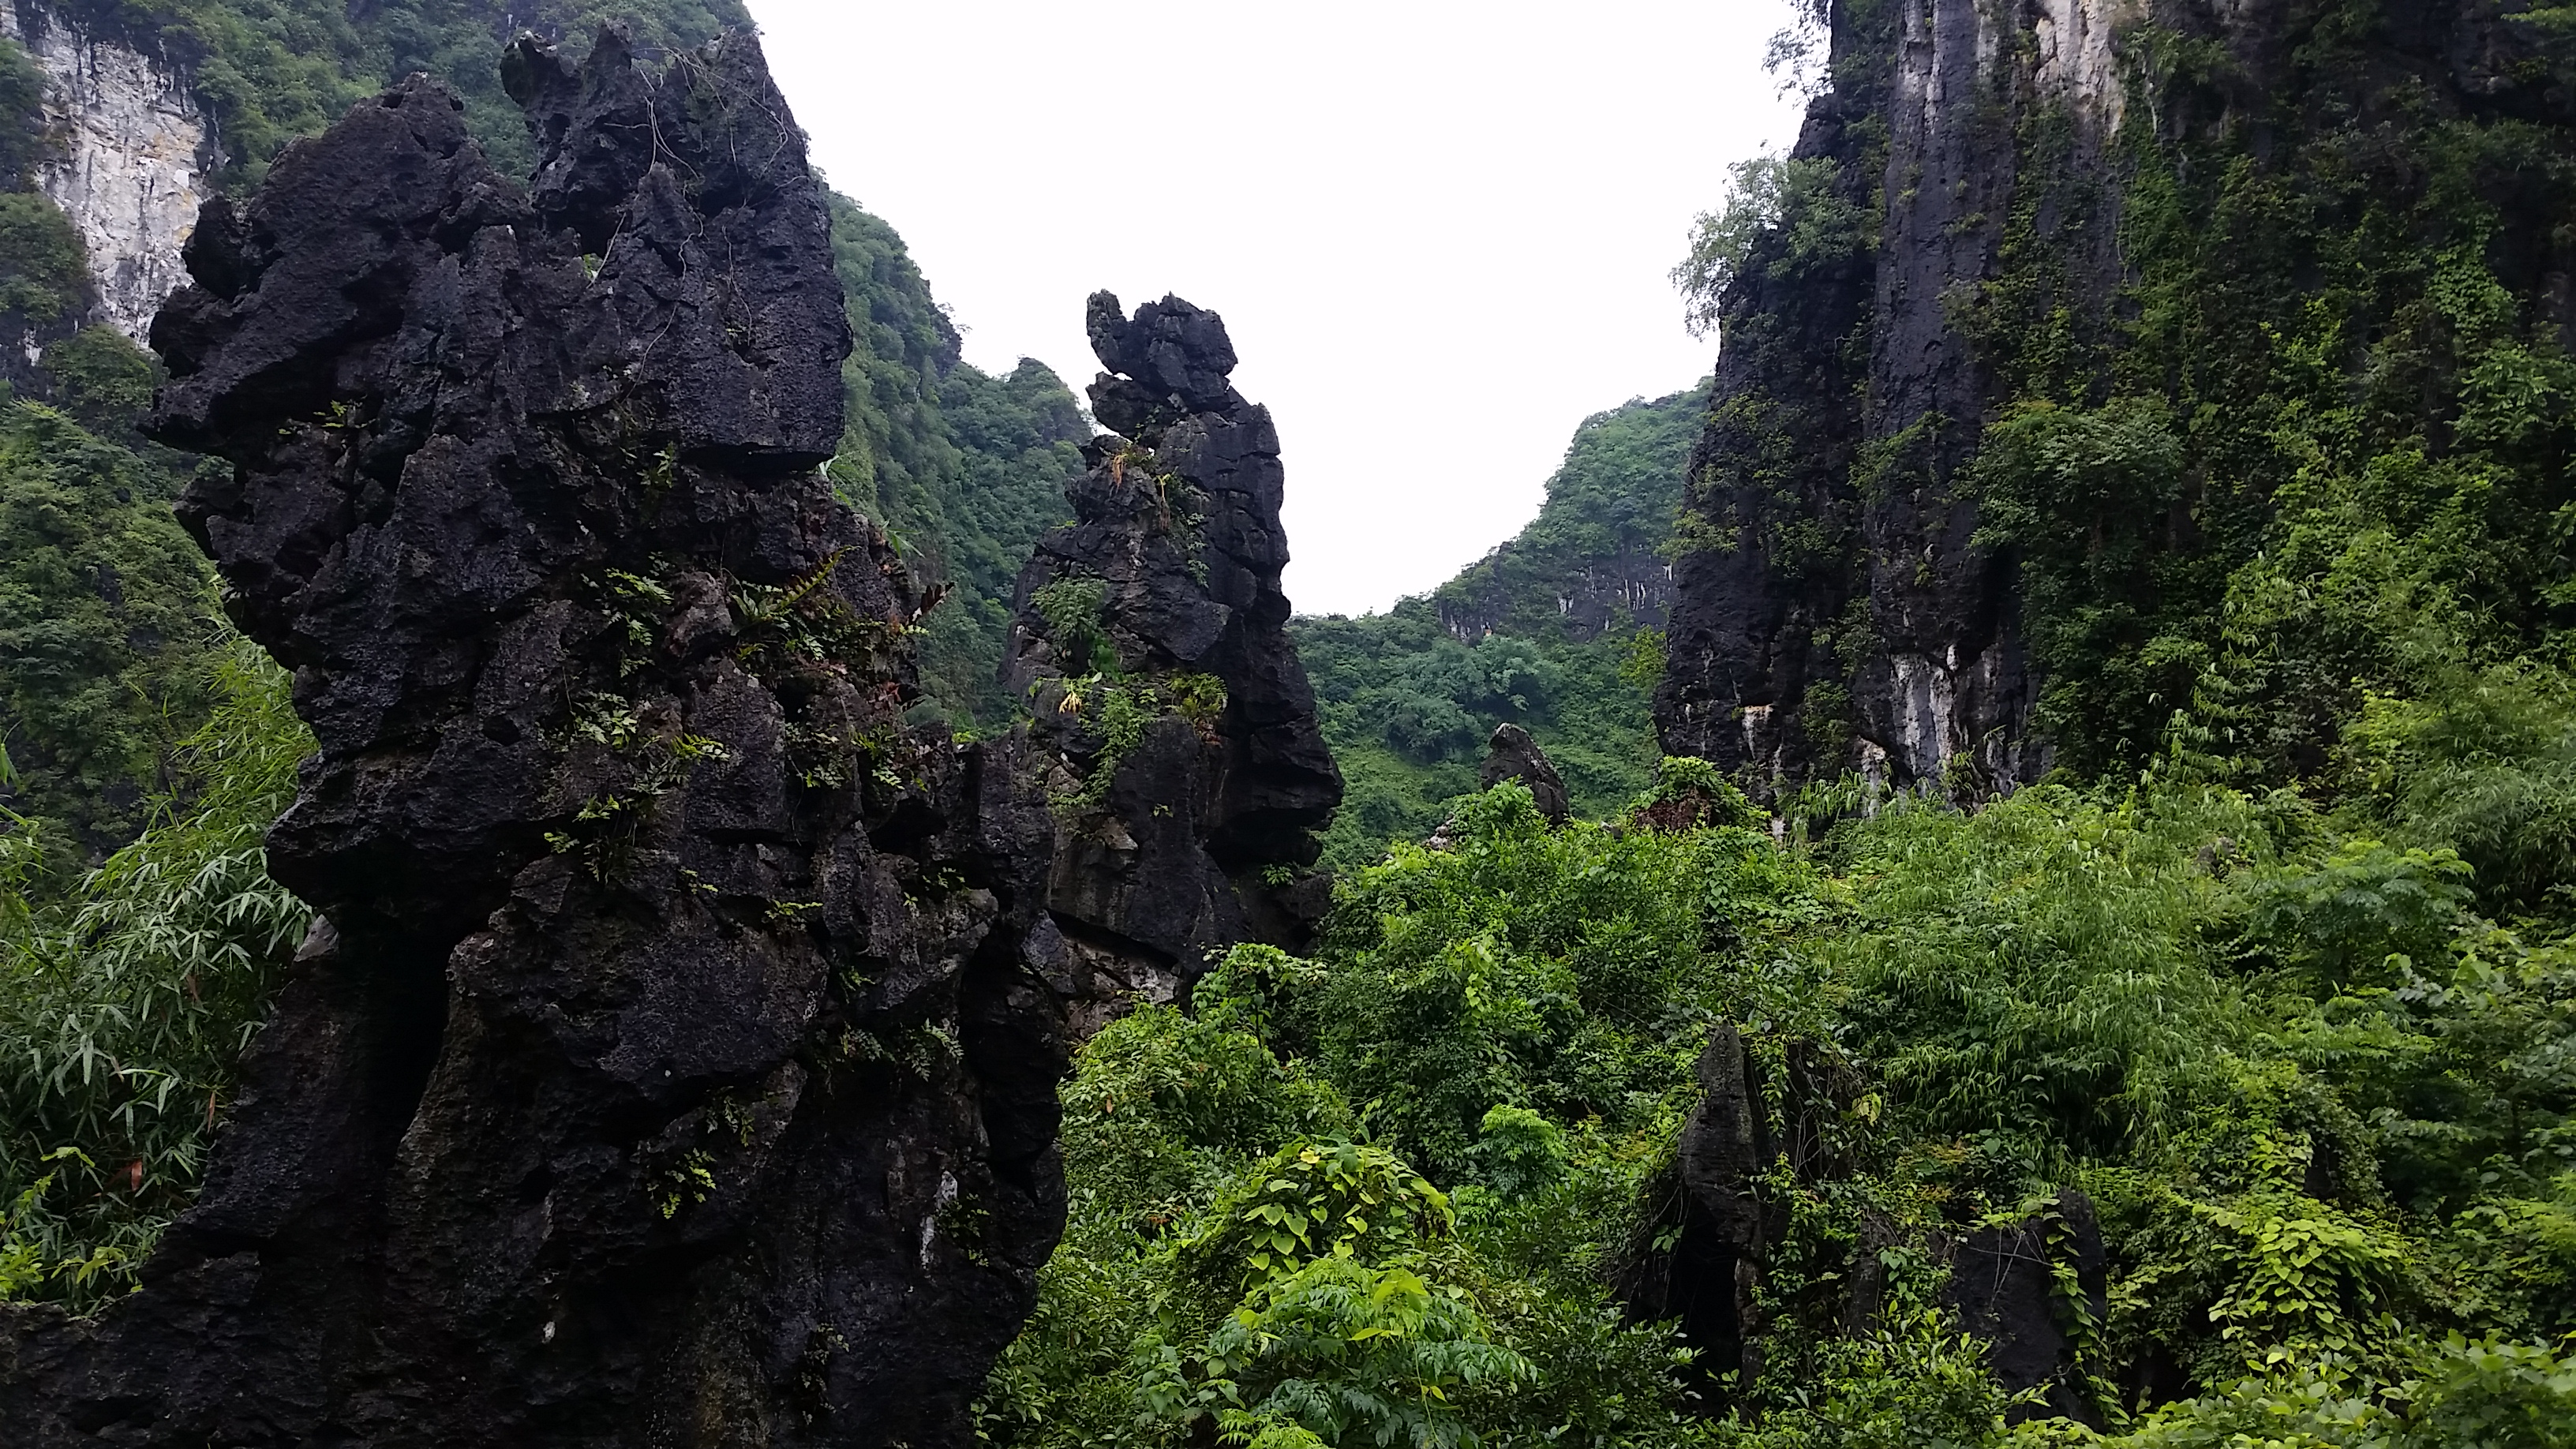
[1004,292,1340,1014]
[1,0,215,342]
[1945,1193,2110,1427]
[1615,1024,1783,1393]
[1655,0,2576,796]
[1477,723,1568,824]
[1653,0,2046,796]
[1438,545,1676,645]
[2,32,1072,1447]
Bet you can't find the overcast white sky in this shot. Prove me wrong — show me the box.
[745,1,1807,617]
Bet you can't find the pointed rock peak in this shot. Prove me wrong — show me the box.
[1005,290,1341,986]
[1480,723,1570,824]
[1085,290,1243,436]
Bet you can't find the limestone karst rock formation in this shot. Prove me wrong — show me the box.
[1004,292,1342,1020]
[1653,0,2576,796]
[1619,1025,2108,1425]
[2,32,1075,1447]
[0,0,215,343]
[1652,0,2084,796]
[1477,723,1569,825]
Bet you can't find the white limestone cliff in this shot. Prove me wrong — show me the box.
[2,2,214,341]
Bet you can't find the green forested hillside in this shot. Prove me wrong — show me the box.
[44,0,751,186]
[0,405,214,863]
[824,198,1085,730]
[1296,388,1698,867]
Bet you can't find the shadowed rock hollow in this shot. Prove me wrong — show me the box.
[2,30,1076,1447]
[1004,292,1342,1024]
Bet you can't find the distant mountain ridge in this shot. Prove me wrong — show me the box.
[1426,388,1699,644]
[1294,384,1702,865]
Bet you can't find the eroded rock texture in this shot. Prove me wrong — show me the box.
[1616,1024,1852,1397]
[1003,293,1341,1020]
[1653,0,2051,796]
[2,32,1069,1447]
[0,0,215,343]
[1945,1192,2110,1427]
[1655,0,2576,796]
[1477,723,1568,825]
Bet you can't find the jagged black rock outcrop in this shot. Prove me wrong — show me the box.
[1004,292,1340,1016]
[1945,1192,2110,1427]
[2,32,1071,1447]
[1477,723,1568,824]
[1620,1024,2104,1419]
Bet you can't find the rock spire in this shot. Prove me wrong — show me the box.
[1004,291,1342,1020]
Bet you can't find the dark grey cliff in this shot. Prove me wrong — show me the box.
[1656,0,2576,794]
[1477,723,1569,825]
[1655,0,2052,794]
[1003,293,1341,1022]
[2,32,1071,1447]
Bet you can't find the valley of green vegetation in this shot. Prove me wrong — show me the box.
[4,1,2576,1445]
[985,754,2576,1447]
[1297,389,1695,868]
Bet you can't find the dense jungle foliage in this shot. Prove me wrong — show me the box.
[986,739,2576,1447]
[1953,4,2576,784]
[1295,390,1697,868]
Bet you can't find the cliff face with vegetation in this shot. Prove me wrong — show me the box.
[1660,0,2576,799]
[0,16,1348,1440]
[1003,293,1342,1014]
[0,0,1076,874]
[0,2,212,341]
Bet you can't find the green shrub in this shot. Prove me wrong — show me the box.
[39,325,159,429]
[0,636,312,1306]
[0,193,87,325]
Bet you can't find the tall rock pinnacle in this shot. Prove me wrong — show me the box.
[1004,292,1342,1024]
[3,32,1073,1447]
